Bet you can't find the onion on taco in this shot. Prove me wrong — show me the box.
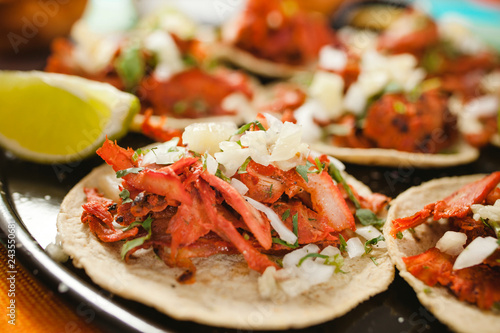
[384,173,500,333]
[57,114,394,329]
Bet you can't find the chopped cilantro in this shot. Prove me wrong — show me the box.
[243,233,250,240]
[297,253,329,267]
[338,234,347,252]
[396,231,404,239]
[268,184,273,197]
[234,121,266,136]
[356,209,385,228]
[281,209,291,221]
[238,157,251,174]
[272,237,299,249]
[423,288,432,294]
[132,148,150,162]
[215,169,231,182]
[296,253,346,273]
[116,167,143,178]
[114,44,145,92]
[119,189,133,204]
[370,256,379,266]
[364,235,385,254]
[121,216,154,259]
[292,213,299,244]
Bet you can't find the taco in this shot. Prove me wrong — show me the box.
[57,116,394,329]
[45,9,260,141]
[215,0,338,78]
[383,173,500,333]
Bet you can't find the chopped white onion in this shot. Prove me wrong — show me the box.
[355,226,386,249]
[343,82,367,115]
[463,95,499,118]
[244,196,298,244]
[293,100,328,143]
[453,236,498,270]
[435,231,467,256]
[258,266,278,299]
[282,244,319,268]
[230,178,249,196]
[182,122,237,155]
[472,199,500,222]
[309,71,345,119]
[319,46,347,71]
[346,237,365,258]
[204,153,218,175]
[144,30,184,80]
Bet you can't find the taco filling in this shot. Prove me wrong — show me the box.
[79,115,389,286]
[389,172,500,310]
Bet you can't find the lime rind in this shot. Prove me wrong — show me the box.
[0,71,140,164]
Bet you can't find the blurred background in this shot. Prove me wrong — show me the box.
[1,0,500,60]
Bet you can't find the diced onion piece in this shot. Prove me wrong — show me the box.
[144,30,184,80]
[258,266,277,299]
[182,122,237,155]
[214,141,251,177]
[453,236,498,270]
[316,245,340,264]
[45,243,69,262]
[282,244,319,268]
[205,153,218,175]
[244,196,298,245]
[343,82,367,115]
[319,46,347,71]
[297,259,334,285]
[436,231,467,256]
[355,225,386,249]
[230,178,248,196]
[309,71,345,119]
[464,95,499,118]
[472,199,500,222]
[346,237,364,258]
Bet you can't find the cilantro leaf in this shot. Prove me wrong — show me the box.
[121,216,154,259]
[272,237,299,249]
[119,189,133,204]
[114,44,145,92]
[338,234,347,252]
[281,209,290,221]
[364,235,385,254]
[238,157,251,174]
[116,167,143,178]
[356,209,385,228]
[297,253,329,267]
[233,121,266,136]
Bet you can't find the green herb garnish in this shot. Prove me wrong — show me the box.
[281,209,291,221]
[132,148,150,162]
[121,216,154,259]
[119,189,133,204]
[238,157,251,174]
[396,231,404,239]
[116,167,143,178]
[114,44,145,92]
[338,234,347,252]
[234,121,266,136]
[328,163,386,228]
[364,235,385,254]
[370,256,379,266]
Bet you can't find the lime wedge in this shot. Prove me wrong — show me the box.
[0,71,140,164]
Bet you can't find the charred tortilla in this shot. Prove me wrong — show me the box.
[310,139,479,168]
[383,175,500,333]
[57,163,394,330]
